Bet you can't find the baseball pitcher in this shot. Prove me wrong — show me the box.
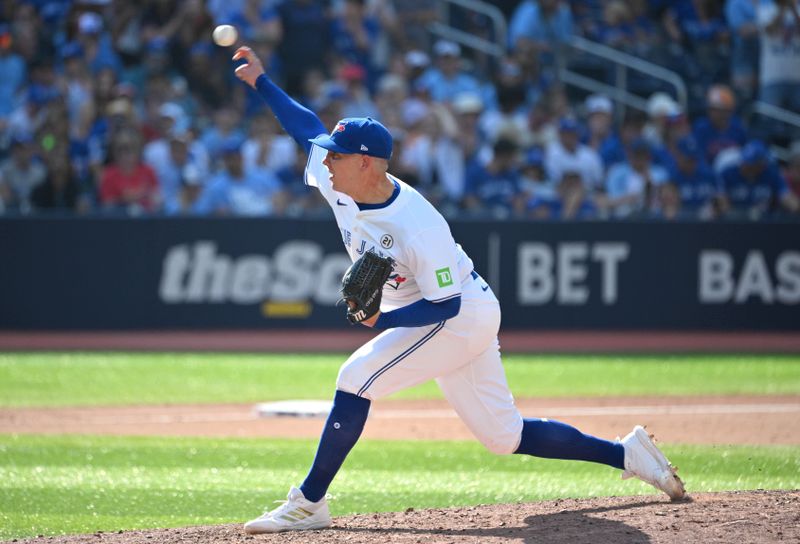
[232,46,685,534]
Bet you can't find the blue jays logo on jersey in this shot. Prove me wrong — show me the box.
[387,273,406,290]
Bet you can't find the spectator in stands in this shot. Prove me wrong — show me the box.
[513,45,553,109]
[463,137,524,218]
[784,141,800,197]
[481,68,529,145]
[583,94,618,162]
[590,108,650,170]
[725,0,760,101]
[519,147,556,203]
[662,0,729,91]
[402,49,431,88]
[0,24,26,123]
[452,92,490,168]
[524,100,558,149]
[545,117,604,193]
[643,92,681,147]
[242,112,296,178]
[373,73,407,135]
[605,138,669,218]
[337,63,380,119]
[509,0,574,70]
[528,169,597,220]
[185,42,231,113]
[76,12,122,77]
[391,0,437,51]
[200,106,247,163]
[193,141,284,216]
[60,41,94,137]
[653,182,683,220]
[668,135,717,219]
[396,98,463,204]
[596,1,637,52]
[756,0,800,112]
[416,40,482,104]
[0,135,46,214]
[717,139,800,219]
[145,130,209,215]
[99,130,160,214]
[692,84,748,164]
[275,143,328,217]
[276,0,330,96]
[330,0,382,84]
[30,154,83,213]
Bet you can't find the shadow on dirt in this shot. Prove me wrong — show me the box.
[337,500,659,543]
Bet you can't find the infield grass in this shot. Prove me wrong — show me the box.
[1,353,799,407]
[1,433,799,540]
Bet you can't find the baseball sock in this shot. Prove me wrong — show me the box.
[514,418,625,469]
[299,389,370,502]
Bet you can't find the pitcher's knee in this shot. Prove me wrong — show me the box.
[335,363,367,398]
[480,432,522,455]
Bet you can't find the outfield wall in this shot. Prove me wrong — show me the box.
[1,218,797,331]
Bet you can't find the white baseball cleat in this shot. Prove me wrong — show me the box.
[620,425,686,501]
[244,486,332,534]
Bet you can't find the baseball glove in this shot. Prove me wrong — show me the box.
[340,252,395,324]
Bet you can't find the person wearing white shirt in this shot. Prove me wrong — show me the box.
[605,138,669,218]
[545,117,604,192]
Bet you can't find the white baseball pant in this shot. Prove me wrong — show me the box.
[336,274,524,454]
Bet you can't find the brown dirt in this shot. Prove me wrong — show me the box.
[2,330,800,353]
[3,396,799,445]
[11,491,800,544]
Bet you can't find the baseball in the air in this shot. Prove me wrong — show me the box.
[212,25,238,47]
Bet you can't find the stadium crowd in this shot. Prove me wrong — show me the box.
[0,0,799,220]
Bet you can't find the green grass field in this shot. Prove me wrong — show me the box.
[2,353,799,407]
[1,352,799,540]
[2,434,799,540]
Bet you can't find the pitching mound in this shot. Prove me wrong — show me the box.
[15,490,799,544]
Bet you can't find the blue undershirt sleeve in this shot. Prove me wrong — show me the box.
[373,296,461,329]
[253,74,326,153]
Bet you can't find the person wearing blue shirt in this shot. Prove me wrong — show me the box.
[0,25,25,119]
[415,40,482,104]
[692,85,748,164]
[509,0,574,68]
[725,0,760,99]
[193,143,283,216]
[463,138,523,217]
[718,140,800,219]
[668,135,717,218]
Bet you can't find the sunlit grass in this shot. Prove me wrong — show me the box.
[1,353,798,407]
[1,434,798,540]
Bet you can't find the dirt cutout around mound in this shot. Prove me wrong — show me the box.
[4,396,799,445]
[12,491,799,544]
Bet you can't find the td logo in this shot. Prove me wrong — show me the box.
[436,267,453,288]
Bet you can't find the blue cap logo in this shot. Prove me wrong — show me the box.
[309,117,393,160]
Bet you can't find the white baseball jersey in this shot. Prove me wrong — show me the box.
[304,141,523,455]
[304,144,475,311]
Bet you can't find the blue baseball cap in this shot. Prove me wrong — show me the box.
[740,140,768,165]
[558,117,580,132]
[309,117,393,160]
